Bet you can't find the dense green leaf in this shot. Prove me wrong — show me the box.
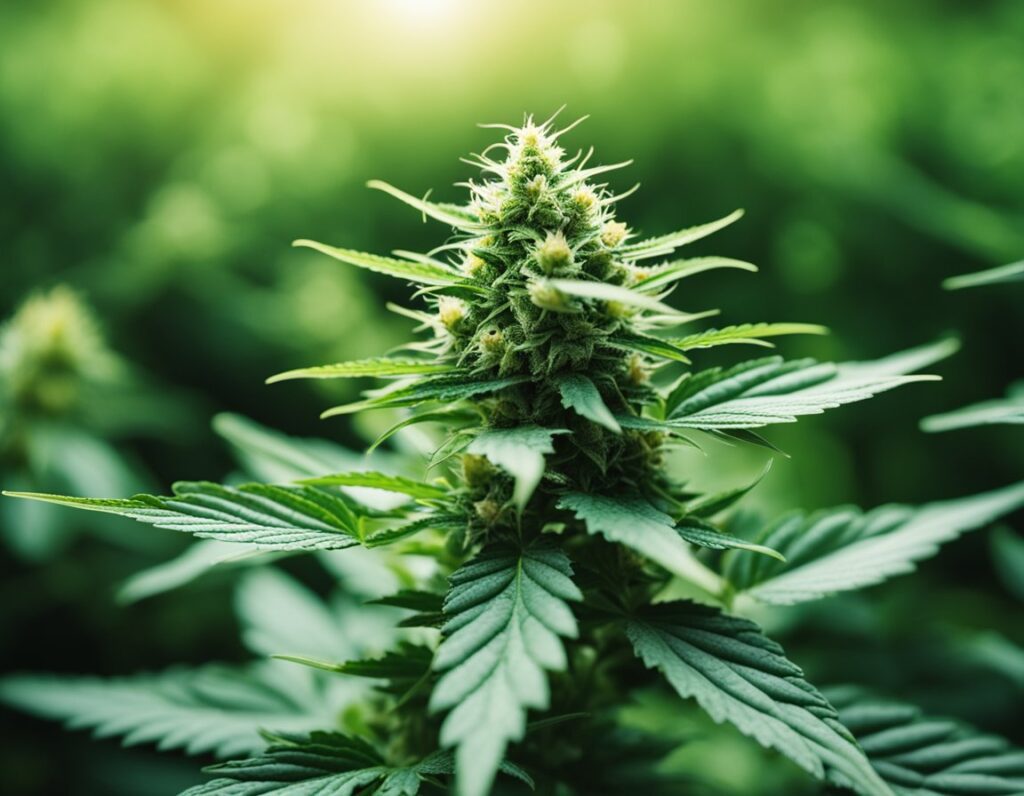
[557,492,698,574]
[367,179,484,230]
[619,209,745,260]
[266,357,451,384]
[181,731,390,796]
[556,373,621,432]
[299,471,449,501]
[467,426,568,510]
[632,256,758,292]
[623,340,955,432]
[627,602,890,795]
[603,330,692,363]
[0,664,334,759]
[943,259,1024,290]
[826,686,1024,795]
[294,239,467,286]
[725,480,1024,605]
[430,544,581,796]
[321,374,530,418]
[922,383,1024,432]
[671,322,828,351]
[2,482,370,551]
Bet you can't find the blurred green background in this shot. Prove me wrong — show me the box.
[2,0,1023,793]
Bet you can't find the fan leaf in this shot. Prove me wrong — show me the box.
[627,601,891,795]
[430,544,581,796]
[725,480,1024,605]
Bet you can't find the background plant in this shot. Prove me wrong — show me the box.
[4,116,1024,795]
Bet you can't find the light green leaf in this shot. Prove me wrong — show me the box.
[293,239,466,286]
[467,426,568,511]
[367,179,484,231]
[556,373,621,432]
[212,413,366,483]
[632,339,955,432]
[266,357,451,384]
[118,539,262,605]
[299,472,449,501]
[943,259,1024,290]
[430,544,581,796]
[633,256,758,292]
[619,209,745,261]
[546,278,682,315]
[2,482,365,551]
[321,375,530,418]
[922,385,1024,432]
[557,492,696,575]
[676,519,785,561]
[672,322,828,351]
[0,664,334,759]
[826,686,1024,795]
[725,480,1024,605]
[604,330,692,363]
[628,602,891,795]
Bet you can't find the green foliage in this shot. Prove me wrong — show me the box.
[628,602,890,795]
[827,687,1024,795]
[922,383,1024,432]
[430,545,580,796]
[0,665,335,759]
[6,116,1024,796]
[723,481,1024,605]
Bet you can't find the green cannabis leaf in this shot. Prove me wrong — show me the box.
[826,686,1024,795]
[724,480,1024,605]
[430,544,581,796]
[627,602,891,795]
[0,664,336,759]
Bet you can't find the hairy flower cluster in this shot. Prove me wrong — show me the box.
[426,117,665,518]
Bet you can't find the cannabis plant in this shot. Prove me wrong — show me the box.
[5,115,1024,795]
[0,286,168,560]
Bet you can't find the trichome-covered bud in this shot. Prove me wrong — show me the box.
[437,296,467,332]
[528,279,575,313]
[478,326,505,357]
[461,253,487,277]
[600,220,628,248]
[626,353,650,385]
[535,231,574,275]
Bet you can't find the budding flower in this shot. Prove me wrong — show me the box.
[601,221,628,248]
[478,326,505,356]
[535,231,574,274]
[572,186,599,216]
[528,279,575,313]
[627,354,650,385]
[462,253,487,277]
[437,296,467,332]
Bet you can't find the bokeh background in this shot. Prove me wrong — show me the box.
[2,0,1023,793]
